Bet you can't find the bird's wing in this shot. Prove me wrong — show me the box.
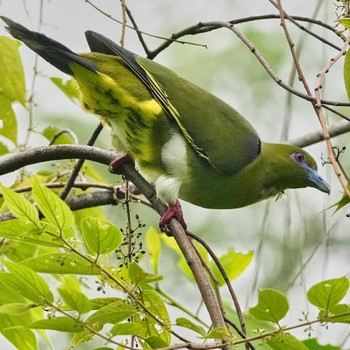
[85,31,261,175]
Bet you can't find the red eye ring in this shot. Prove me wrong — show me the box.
[293,152,305,163]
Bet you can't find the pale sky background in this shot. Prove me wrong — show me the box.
[0,0,349,349]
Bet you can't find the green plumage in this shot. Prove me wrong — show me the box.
[1,17,330,211]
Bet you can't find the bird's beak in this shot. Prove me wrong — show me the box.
[306,167,331,194]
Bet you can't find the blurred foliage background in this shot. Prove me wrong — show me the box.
[0,0,349,348]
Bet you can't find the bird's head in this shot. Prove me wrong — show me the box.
[262,143,330,195]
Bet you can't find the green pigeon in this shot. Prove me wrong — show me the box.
[1,17,330,229]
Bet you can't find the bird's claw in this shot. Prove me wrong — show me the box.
[109,153,134,174]
[159,200,187,232]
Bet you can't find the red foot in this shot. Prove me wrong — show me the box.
[159,200,187,232]
[109,153,134,174]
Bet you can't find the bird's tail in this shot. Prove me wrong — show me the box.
[1,16,97,75]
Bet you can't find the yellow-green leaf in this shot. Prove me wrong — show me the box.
[20,252,101,275]
[0,36,26,105]
[249,288,289,323]
[146,227,161,274]
[58,276,91,314]
[210,248,253,286]
[0,94,18,145]
[307,277,349,310]
[80,217,122,255]
[0,260,54,304]
[0,184,39,225]
[32,181,74,230]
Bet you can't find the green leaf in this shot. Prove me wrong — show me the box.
[209,248,253,286]
[0,260,54,304]
[29,316,84,332]
[0,36,26,104]
[86,300,136,330]
[51,77,80,102]
[58,276,91,314]
[303,338,341,350]
[0,219,64,247]
[20,252,101,275]
[90,297,123,310]
[144,336,169,349]
[323,303,350,323]
[140,290,171,345]
[80,217,122,255]
[345,44,350,101]
[32,181,74,230]
[203,327,228,339]
[146,227,161,274]
[307,277,349,310]
[0,94,17,145]
[110,321,148,337]
[2,327,37,350]
[83,161,107,183]
[0,140,10,155]
[128,261,162,285]
[42,126,75,145]
[249,288,289,323]
[267,333,309,350]
[339,18,350,31]
[0,303,37,315]
[176,317,206,336]
[0,184,39,225]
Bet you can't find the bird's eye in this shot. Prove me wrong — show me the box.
[293,152,305,163]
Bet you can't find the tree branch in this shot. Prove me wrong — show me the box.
[0,144,227,334]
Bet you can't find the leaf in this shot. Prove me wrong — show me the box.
[58,276,91,314]
[144,336,169,349]
[50,77,80,102]
[324,303,350,323]
[0,36,26,105]
[249,289,289,323]
[0,219,64,247]
[86,300,135,328]
[90,297,123,310]
[331,183,350,213]
[0,260,54,304]
[338,18,350,31]
[0,184,39,225]
[142,290,170,327]
[32,181,74,231]
[2,327,37,350]
[307,277,349,310]
[29,316,84,333]
[20,252,101,275]
[42,126,75,145]
[80,217,122,255]
[176,317,206,336]
[267,333,309,350]
[146,227,161,274]
[345,44,350,101]
[303,338,341,350]
[209,248,253,286]
[0,303,37,315]
[0,140,10,155]
[203,327,228,339]
[0,94,18,145]
[128,261,162,285]
[110,321,148,337]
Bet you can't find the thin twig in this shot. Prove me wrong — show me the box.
[59,123,103,200]
[314,32,350,198]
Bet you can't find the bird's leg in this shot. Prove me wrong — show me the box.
[109,155,187,232]
[108,153,134,174]
[159,200,187,232]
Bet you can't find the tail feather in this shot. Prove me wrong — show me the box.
[1,16,97,75]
